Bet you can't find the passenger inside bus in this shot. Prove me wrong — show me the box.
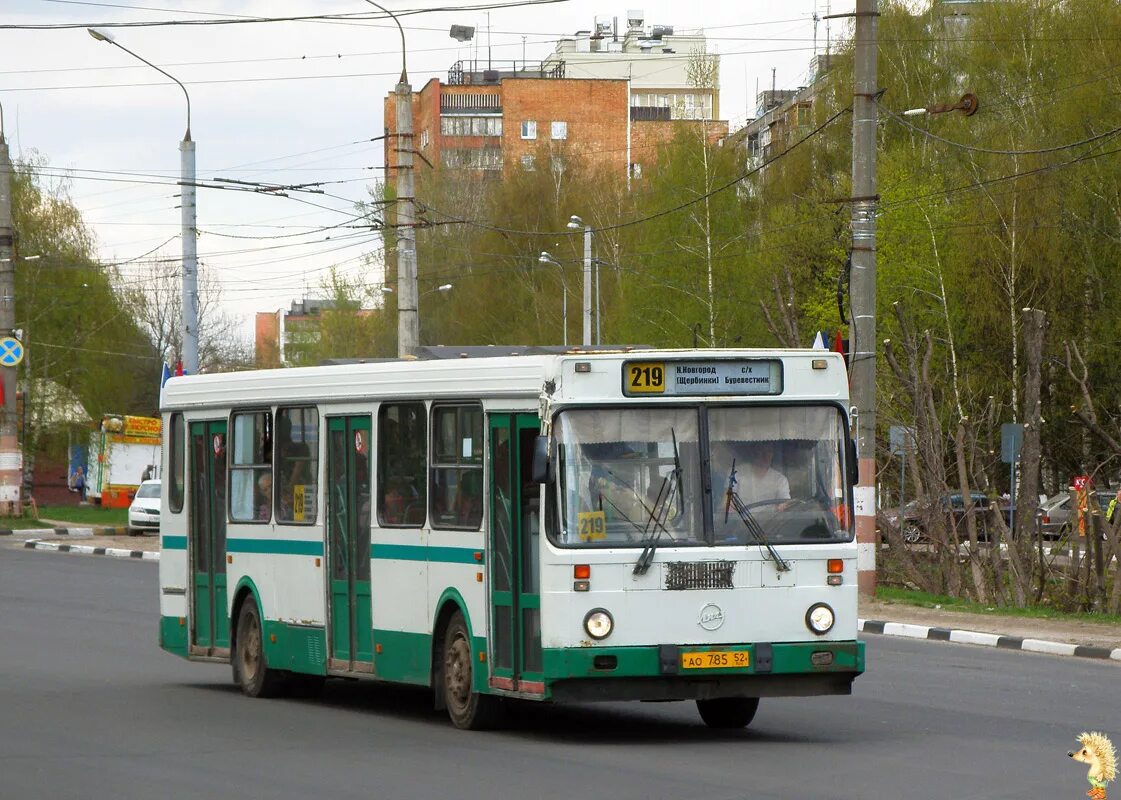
[255,473,272,521]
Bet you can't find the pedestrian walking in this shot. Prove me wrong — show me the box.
[74,466,86,502]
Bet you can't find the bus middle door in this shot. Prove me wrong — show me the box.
[189,420,229,656]
[487,414,543,695]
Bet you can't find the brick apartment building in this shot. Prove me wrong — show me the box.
[255,298,370,367]
[383,13,727,179]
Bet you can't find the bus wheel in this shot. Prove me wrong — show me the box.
[696,697,759,729]
[234,600,284,698]
[442,611,500,730]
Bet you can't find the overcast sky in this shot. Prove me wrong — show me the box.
[3,0,855,344]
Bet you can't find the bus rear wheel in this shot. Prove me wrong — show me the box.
[233,600,284,698]
[696,697,759,729]
[441,611,500,730]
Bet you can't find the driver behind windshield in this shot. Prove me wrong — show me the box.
[713,440,790,506]
[739,441,790,505]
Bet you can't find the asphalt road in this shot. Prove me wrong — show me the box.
[1,546,1117,800]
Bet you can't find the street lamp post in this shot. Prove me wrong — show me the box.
[567,215,592,346]
[364,1,418,358]
[538,251,568,346]
[88,28,198,376]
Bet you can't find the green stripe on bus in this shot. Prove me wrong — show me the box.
[162,535,187,550]
[227,538,324,556]
[371,544,483,564]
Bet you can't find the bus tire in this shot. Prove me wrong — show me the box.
[696,697,759,729]
[441,611,500,730]
[233,599,284,698]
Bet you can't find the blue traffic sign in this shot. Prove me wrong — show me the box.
[0,337,24,367]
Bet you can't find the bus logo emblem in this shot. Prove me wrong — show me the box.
[698,603,725,631]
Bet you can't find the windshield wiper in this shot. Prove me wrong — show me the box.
[634,429,683,575]
[724,459,790,572]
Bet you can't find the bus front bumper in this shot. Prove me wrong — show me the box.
[542,640,864,703]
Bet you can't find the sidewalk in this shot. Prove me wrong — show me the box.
[8,531,1121,661]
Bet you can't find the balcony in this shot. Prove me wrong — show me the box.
[447,59,565,86]
[630,106,671,122]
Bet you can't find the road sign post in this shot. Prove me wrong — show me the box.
[1001,423,1024,537]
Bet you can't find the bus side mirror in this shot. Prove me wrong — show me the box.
[531,435,554,484]
[847,439,858,487]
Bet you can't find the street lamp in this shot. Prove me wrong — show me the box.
[363,1,418,359]
[538,251,568,346]
[88,27,199,376]
[566,215,593,346]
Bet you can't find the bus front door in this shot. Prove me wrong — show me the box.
[488,414,543,694]
[326,416,373,672]
[189,420,229,656]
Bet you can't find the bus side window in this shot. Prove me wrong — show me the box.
[230,411,272,523]
[430,404,483,530]
[378,402,427,528]
[168,412,185,513]
[276,407,318,524]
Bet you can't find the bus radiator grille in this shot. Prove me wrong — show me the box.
[664,560,735,590]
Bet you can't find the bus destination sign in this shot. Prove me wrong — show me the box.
[624,360,782,396]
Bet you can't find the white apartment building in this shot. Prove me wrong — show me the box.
[542,9,719,121]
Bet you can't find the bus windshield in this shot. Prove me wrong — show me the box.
[553,405,850,548]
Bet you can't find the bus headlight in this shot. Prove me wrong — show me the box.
[584,608,614,640]
[805,603,835,635]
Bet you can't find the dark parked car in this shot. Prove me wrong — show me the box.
[884,492,991,544]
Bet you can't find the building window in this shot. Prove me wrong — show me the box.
[521,154,535,171]
[378,402,427,527]
[276,407,318,524]
[440,116,501,137]
[230,411,272,523]
[421,129,430,148]
[551,121,567,140]
[630,162,643,179]
[441,147,502,170]
[168,413,184,513]
[520,120,537,139]
[430,405,484,529]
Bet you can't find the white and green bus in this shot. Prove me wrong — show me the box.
[158,349,863,729]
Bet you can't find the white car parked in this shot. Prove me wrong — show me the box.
[128,479,161,535]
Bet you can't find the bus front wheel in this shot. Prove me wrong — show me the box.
[441,611,500,730]
[233,600,284,698]
[696,697,759,729]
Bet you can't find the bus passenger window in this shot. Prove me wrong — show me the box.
[276,407,318,524]
[378,402,427,527]
[430,404,483,529]
[230,411,272,523]
[168,412,185,513]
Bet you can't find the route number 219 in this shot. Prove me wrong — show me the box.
[627,363,665,394]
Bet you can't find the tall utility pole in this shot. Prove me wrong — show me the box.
[180,131,198,375]
[365,1,417,357]
[395,77,417,357]
[0,107,22,514]
[848,0,879,595]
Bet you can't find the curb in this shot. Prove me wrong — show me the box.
[859,618,1121,662]
[0,526,128,537]
[23,539,158,561]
